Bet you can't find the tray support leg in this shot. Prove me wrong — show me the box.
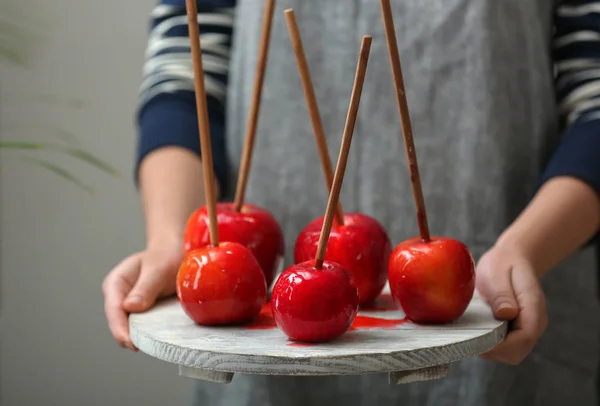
[179,365,234,384]
[388,364,449,385]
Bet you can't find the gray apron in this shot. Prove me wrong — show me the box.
[194,0,600,404]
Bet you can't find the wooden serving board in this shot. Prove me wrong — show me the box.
[129,288,507,385]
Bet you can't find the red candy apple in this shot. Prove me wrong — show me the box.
[183,202,285,287]
[272,31,369,343]
[294,213,391,304]
[176,241,267,325]
[271,260,359,342]
[388,237,475,324]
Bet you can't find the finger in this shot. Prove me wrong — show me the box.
[476,259,519,320]
[511,262,548,335]
[484,320,536,365]
[104,281,137,351]
[123,260,170,313]
[103,254,142,351]
[483,265,546,365]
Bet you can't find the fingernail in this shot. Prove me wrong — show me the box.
[495,302,518,320]
[126,296,145,305]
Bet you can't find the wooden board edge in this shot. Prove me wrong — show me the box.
[130,320,508,376]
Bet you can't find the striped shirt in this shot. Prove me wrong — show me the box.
[136,0,600,201]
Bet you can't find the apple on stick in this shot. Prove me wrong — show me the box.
[177,0,267,326]
[380,0,475,324]
[271,31,372,343]
[284,9,392,306]
[183,0,285,288]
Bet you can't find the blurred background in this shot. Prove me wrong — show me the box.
[0,0,192,404]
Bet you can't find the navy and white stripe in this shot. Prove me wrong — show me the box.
[540,0,600,214]
[555,0,600,125]
[135,0,600,212]
[135,0,236,190]
[138,3,234,108]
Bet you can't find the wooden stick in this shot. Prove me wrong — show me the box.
[233,0,276,211]
[185,0,219,246]
[314,35,372,269]
[284,9,344,225]
[379,0,430,242]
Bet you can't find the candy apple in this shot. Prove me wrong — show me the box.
[271,260,359,342]
[183,202,285,287]
[176,241,267,325]
[294,213,391,304]
[388,237,475,324]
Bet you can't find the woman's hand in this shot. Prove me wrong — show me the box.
[475,244,548,365]
[103,147,208,351]
[102,239,183,351]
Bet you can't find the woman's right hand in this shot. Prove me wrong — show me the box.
[102,240,184,351]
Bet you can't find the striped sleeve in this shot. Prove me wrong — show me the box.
[135,0,236,191]
[539,0,600,207]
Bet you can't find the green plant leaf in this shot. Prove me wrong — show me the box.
[0,45,27,66]
[3,121,82,145]
[0,140,42,150]
[0,140,121,178]
[0,18,37,67]
[0,4,41,67]
[20,156,96,195]
[64,148,122,178]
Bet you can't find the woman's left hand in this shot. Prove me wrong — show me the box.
[475,245,548,365]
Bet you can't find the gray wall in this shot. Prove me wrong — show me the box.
[1,0,191,404]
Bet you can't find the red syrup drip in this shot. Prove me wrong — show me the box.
[244,298,409,331]
[349,315,409,330]
[359,293,398,311]
[245,302,277,330]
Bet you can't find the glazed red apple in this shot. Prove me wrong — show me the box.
[271,260,359,342]
[183,202,285,287]
[176,241,267,325]
[294,213,391,304]
[388,237,475,324]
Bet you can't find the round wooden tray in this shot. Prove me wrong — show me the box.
[129,287,506,385]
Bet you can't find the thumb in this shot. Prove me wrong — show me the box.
[123,261,167,313]
[477,255,519,320]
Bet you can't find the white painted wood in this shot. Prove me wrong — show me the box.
[179,365,234,383]
[389,364,450,385]
[130,290,506,379]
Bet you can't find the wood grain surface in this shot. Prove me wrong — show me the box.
[130,288,506,378]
